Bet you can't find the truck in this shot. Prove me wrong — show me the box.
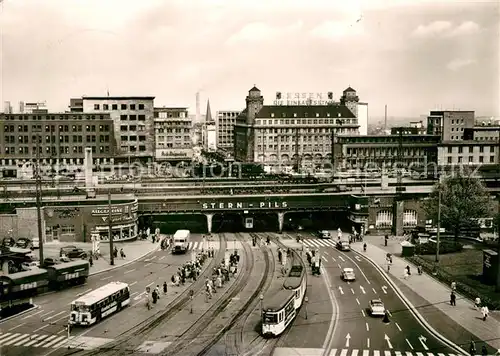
[172,230,190,254]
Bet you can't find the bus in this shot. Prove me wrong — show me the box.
[69,281,130,326]
[172,230,190,254]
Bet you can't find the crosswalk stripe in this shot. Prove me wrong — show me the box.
[0,333,12,342]
[0,333,21,345]
[416,353,425,356]
[24,335,48,347]
[395,352,403,356]
[13,334,36,347]
[373,351,380,356]
[193,241,199,250]
[4,334,31,346]
[362,351,369,356]
[43,335,66,348]
[187,242,193,250]
[437,354,446,356]
[339,349,348,356]
[384,351,391,356]
[34,335,57,347]
[406,353,413,356]
[329,348,337,356]
[351,350,359,356]
[52,338,70,348]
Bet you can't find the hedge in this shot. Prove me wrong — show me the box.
[414,241,463,255]
[407,255,500,310]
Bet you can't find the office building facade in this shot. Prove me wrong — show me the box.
[154,107,193,161]
[216,110,240,149]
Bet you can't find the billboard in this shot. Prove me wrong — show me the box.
[155,148,193,160]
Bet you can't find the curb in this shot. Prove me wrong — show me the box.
[0,304,39,324]
[89,242,161,276]
[351,247,470,356]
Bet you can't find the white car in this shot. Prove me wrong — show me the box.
[21,261,40,271]
[341,268,356,281]
[369,299,386,316]
[32,239,39,249]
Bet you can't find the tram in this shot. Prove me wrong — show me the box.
[261,262,307,337]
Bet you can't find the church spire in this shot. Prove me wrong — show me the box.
[205,99,213,122]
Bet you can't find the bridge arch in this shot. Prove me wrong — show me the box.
[403,209,418,227]
[375,210,393,228]
[303,154,313,161]
[269,154,278,162]
[314,153,323,161]
[281,154,290,162]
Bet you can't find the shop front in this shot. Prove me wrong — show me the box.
[43,199,138,243]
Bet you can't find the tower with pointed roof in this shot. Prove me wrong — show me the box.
[205,99,213,122]
[245,85,264,125]
[340,86,359,117]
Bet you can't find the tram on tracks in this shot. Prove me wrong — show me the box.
[261,252,307,338]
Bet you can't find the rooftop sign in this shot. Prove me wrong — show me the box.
[274,92,335,106]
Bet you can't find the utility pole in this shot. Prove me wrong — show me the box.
[435,187,442,263]
[108,191,114,266]
[35,136,44,265]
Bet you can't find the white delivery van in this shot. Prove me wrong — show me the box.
[172,230,190,254]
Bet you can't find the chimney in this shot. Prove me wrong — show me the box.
[196,92,200,124]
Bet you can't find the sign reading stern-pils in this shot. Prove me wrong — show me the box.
[201,201,288,210]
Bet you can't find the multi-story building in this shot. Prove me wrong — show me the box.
[338,134,440,170]
[426,110,475,141]
[72,96,155,162]
[390,127,421,135]
[234,86,360,165]
[19,101,47,114]
[357,102,369,136]
[3,102,13,114]
[0,112,115,178]
[154,107,192,161]
[216,110,240,149]
[201,100,217,152]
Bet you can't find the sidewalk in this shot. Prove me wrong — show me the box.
[356,235,500,351]
[43,238,160,275]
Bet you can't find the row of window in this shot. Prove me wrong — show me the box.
[257,118,355,125]
[257,136,332,143]
[445,156,496,164]
[156,136,191,142]
[119,145,147,153]
[0,157,114,166]
[347,148,426,156]
[155,112,188,119]
[4,135,110,144]
[475,136,498,141]
[94,103,146,111]
[256,127,355,134]
[447,146,495,153]
[3,145,110,155]
[119,125,146,132]
[4,124,111,133]
[157,143,191,148]
[119,114,146,121]
[120,135,147,142]
[156,128,190,134]
[257,144,331,152]
[1,115,109,121]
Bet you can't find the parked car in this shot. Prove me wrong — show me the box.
[368,299,386,316]
[60,246,86,259]
[32,239,39,249]
[336,240,351,251]
[1,237,16,247]
[43,257,59,266]
[341,267,356,281]
[21,261,40,271]
[16,238,34,250]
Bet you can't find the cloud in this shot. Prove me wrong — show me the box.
[310,20,364,40]
[446,58,476,71]
[226,21,303,44]
[412,21,452,37]
[412,20,481,38]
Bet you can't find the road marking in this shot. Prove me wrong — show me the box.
[361,309,365,317]
[331,256,336,262]
[77,288,92,296]
[365,322,369,331]
[386,310,392,317]
[351,288,355,294]
[342,252,371,284]
[55,315,68,323]
[45,311,66,320]
[395,322,402,331]
[372,288,377,294]
[355,255,362,261]
[146,282,154,287]
[40,310,54,317]
[338,263,342,269]
[124,269,136,274]
[384,351,391,356]
[22,309,43,319]
[355,298,360,305]
[159,256,165,260]
[322,256,327,262]
[405,353,412,356]
[13,334,36,346]
[33,325,49,333]
[34,334,57,347]
[338,256,345,262]
[144,263,152,267]
[395,352,402,356]
[373,351,380,356]
[351,350,359,356]
[366,339,370,349]
[340,346,348,355]
[43,335,67,347]
[149,255,157,260]
[100,276,112,280]
[406,339,414,349]
[4,334,31,346]
[57,329,65,335]
[131,292,138,297]
[324,251,330,256]
[0,333,20,345]
[8,322,26,331]
[338,286,344,295]
[381,286,388,294]
[130,281,137,286]
[360,286,366,294]
[24,334,48,347]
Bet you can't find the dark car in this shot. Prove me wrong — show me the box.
[43,257,60,266]
[1,237,16,247]
[60,246,87,259]
[15,238,34,250]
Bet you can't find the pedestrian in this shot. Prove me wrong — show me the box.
[482,345,488,356]
[481,306,489,321]
[163,281,168,295]
[451,281,456,291]
[152,289,158,304]
[120,248,126,259]
[406,265,411,276]
[450,291,456,306]
[403,269,409,280]
[475,297,481,310]
[417,265,422,275]
[155,285,161,299]
[469,340,476,355]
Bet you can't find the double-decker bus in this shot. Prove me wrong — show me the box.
[69,281,130,326]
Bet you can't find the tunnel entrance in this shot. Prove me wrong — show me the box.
[284,211,352,232]
[212,212,279,233]
[140,214,207,234]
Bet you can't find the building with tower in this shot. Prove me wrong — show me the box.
[202,100,217,152]
[233,86,360,166]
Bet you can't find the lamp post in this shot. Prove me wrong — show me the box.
[259,294,264,315]
[304,296,309,319]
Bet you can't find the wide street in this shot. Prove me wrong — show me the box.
[0,234,220,356]
[277,233,459,356]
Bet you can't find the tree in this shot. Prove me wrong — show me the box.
[423,171,492,239]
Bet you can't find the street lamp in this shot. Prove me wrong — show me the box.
[259,294,264,315]
[304,296,309,319]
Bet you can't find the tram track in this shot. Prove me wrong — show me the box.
[78,234,228,356]
[162,232,271,356]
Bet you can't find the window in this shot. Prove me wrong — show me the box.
[138,115,145,121]
[490,156,495,163]
[130,104,136,110]
[447,147,452,153]
[120,115,127,121]
[447,157,452,164]
[121,104,127,110]
[469,147,473,153]
[458,147,463,154]
[129,115,136,121]
[112,104,118,110]
[120,125,128,131]
[479,156,484,163]
[138,104,144,110]
[479,146,484,153]
[94,104,100,110]
[103,104,109,110]
[469,156,473,162]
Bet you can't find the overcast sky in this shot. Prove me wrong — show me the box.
[1,0,498,118]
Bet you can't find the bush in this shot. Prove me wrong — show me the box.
[414,241,463,255]
[408,255,500,310]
